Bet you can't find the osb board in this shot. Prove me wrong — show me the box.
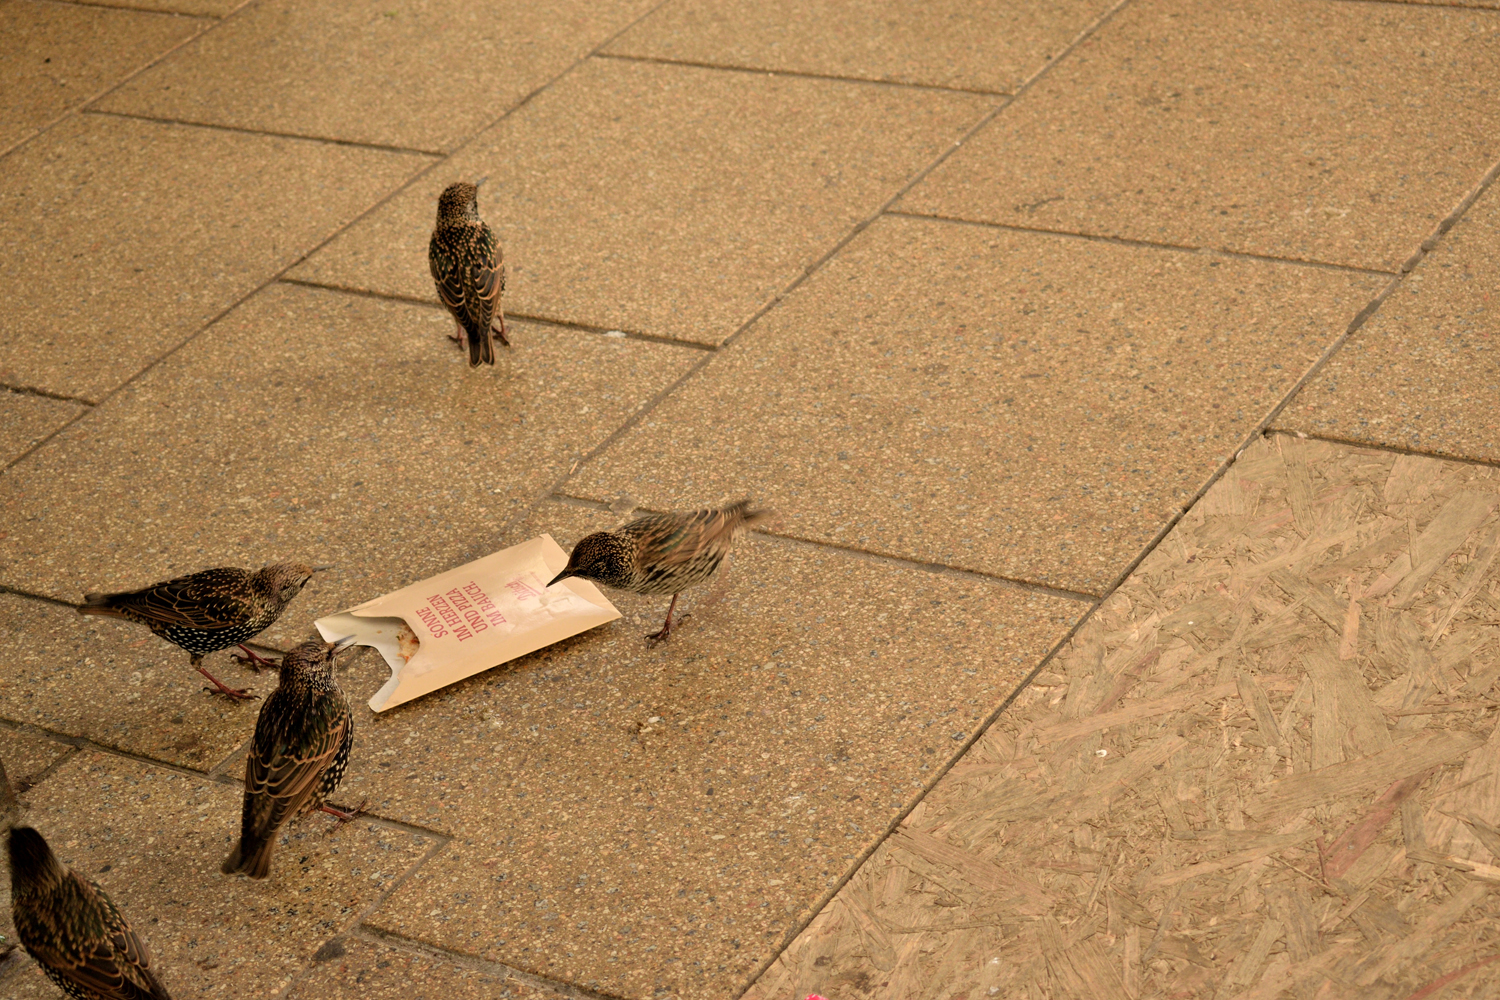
[745,435,1500,1000]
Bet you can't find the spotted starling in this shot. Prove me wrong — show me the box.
[546,500,770,642]
[429,179,507,365]
[221,636,356,881]
[7,824,173,1000]
[77,564,324,700]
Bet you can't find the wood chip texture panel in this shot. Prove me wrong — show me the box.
[745,436,1500,1000]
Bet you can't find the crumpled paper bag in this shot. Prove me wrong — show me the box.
[315,535,619,712]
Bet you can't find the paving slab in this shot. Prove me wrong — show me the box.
[0,751,435,999]
[97,0,659,152]
[335,500,1078,999]
[899,0,1500,273]
[0,594,262,769]
[0,115,428,403]
[604,0,1114,93]
[0,391,83,467]
[283,935,568,999]
[1277,177,1500,461]
[569,215,1385,596]
[749,435,1500,999]
[0,0,202,155]
[0,282,701,651]
[289,58,994,346]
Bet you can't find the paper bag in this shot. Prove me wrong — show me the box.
[314,535,619,712]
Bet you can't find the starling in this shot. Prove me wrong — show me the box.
[77,564,324,700]
[6,823,172,1000]
[546,499,770,642]
[429,179,507,366]
[221,635,357,881]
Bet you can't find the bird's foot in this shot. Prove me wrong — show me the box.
[493,316,511,348]
[320,799,368,829]
[447,332,464,346]
[645,613,690,646]
[231,644,280,672]
[196,665,257,701]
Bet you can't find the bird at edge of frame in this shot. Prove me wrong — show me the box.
[545,499,770,644]
[429,177,508,366]
[76,564,329,701]
[0,756,174,999]
[221,635,361,881]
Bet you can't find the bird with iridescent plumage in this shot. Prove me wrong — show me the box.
[429,180,507,365]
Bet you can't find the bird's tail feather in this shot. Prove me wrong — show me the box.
[470,326,495,367]
[723,499,772,530]
[221,836,274,880]
[77,593,126,618]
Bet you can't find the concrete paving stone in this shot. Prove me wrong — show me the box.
[289,58,994,346]
[569,215,1386,596]
[0,282,701,651]
[0,391,83,466]
[0,751,435,999]
[0,0,202,154]
[0,114,428,402]
[283,935,569,999]
[606,0,1114,93]
[96,0,660,152]
[899,0,1500,273]
[0,594,262,769]
[1276,175,1500,462]
[342,500,1078,1000]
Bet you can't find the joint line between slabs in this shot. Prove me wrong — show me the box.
[729,1,1141,989]
[546,492,1098,602]
[0,0,257,163]
[349,925,622,1000]
[593,51,1013,98]
[31,0,219,18]
[883,210,1401,276]
[2,0,680,477]
[82,108,446,157]
[276,277,716,351]
[1267,429,1500,474]
[0,382,95,406]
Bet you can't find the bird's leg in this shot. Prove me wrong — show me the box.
[319,799,368,827]
[231,644,280,672]
[645,593,689,644]
[493,310,510,347]
[192,654,256,700]
[448,317,465,346]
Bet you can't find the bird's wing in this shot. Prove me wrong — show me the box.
[627,508,735,569]
[467,223,503,330]
[429,237,469,317]
[16,874,168,1000]
[103,570,253,631]
[243,695,351,837]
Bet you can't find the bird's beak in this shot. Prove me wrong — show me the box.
[311,564,334,572]
[474,175,489,188]
[546,569,571,588]
[331,635,359,652]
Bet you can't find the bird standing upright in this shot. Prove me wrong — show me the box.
[429,179,507,365]
[3,755,172,1000]
[77,564,323,700]
[221,636,356,881]
[546,500,770,643]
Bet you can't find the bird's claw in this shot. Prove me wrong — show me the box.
[320,799,368,830]
[645,613,690,646]
[231,645,280,672]
[201,682,258,701]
